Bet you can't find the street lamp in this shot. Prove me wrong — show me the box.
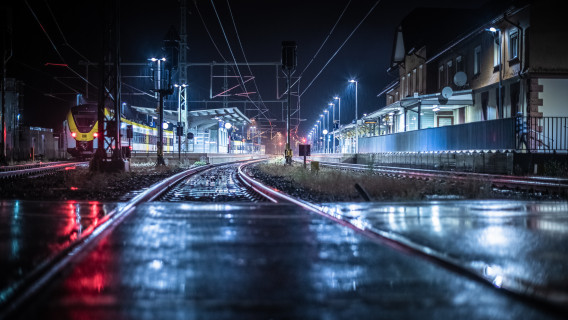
[334,96,341,153]
[328,103,335,153]
[349,79,358,153]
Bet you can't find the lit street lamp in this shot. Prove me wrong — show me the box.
[349,79,358,154]
[334,96,341,153]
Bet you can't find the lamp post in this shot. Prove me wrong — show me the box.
[149,57,172,166]
[329,102,336,153]
[349,80,358,153]
[323,110,329,153]
[334,96,341,153]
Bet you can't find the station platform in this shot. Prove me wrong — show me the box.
[2,200,566,319]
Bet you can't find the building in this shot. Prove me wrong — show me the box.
[344,0,568,157]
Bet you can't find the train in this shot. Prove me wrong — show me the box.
[65,103,175,158]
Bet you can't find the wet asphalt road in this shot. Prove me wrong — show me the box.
[6,201,567,319]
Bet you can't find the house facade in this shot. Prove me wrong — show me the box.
[348,0,568,154]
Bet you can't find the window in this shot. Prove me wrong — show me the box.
[509,29,519,60]
[406,73,410,97]
[418,65,423,92]
[456,56,463,72]
[412,69,417,95]
[474,46,481,75]
[493,37,501,68]
[438,65,444,89]
[446,60,453,87]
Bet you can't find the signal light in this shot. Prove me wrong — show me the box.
[71,132,76,138]
[93,132,98,138]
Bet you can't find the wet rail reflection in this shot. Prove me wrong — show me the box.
[0,200,117,300]
[318,200,568,303]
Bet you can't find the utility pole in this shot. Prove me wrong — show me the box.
[1,7,13,165]
[179,0,188,152]
[281,41,296,165]
[91,0,124,172]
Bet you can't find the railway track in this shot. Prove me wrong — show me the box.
[159,163,266,202]
[0,161,87,179]
[2,158,565,318]
[309,160,568,193]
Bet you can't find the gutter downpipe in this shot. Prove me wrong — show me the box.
[503,14,525,116]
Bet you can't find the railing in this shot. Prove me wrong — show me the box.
[525,117,568,152]
[359,118,515,153]
[357,117,568,153]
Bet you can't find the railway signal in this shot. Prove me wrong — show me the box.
[281,41,297,165]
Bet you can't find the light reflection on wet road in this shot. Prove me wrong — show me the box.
[0,200,117,302]
[320,200,568,300]
[10,201,567,319]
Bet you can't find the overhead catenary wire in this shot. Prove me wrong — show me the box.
[209,0,271,123]
[194,0,229,62]
[225,0,272,126]
[283,0,352,97]
[43,0,92,64]
[24,0,97,91]
[300,0,381,97]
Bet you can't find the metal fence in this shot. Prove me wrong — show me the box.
[357,117,568,153]
[359,118,515,153]
[525,117,568,152]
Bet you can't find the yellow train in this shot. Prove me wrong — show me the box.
[65,104,174,158]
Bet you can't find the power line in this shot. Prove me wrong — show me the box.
[300,0,381,97]
[209,0,271,123]
[43,0,92,64]
[24,0,97,91]
[292,0,351,91]
[225,0,271,125]
[194,0,228,62]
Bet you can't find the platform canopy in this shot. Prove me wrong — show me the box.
[130,106,251,130]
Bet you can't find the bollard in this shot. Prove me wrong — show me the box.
[311,161,319,173]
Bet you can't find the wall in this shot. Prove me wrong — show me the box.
[538,78,568,117]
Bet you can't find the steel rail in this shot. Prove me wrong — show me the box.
[312,161,568,192]
[0,161,69,172]
[0,161,87,179]
[237,161,568,311]
[0,163,219,318]
[0,156,271,318]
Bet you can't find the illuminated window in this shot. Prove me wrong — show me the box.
[493,37,501,68]
[474,45,481,75]
[509,29,518,60]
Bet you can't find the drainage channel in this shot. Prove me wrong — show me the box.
[159,163,267,202]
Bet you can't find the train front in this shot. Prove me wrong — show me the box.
[66,104,99,158]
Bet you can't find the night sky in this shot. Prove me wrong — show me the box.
[5,0,490,138]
